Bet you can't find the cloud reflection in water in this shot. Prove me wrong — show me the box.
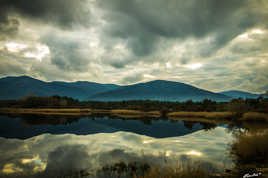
[0,127,234,177]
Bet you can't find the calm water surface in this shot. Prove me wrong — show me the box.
[0,115,236,177]
[0,115,217,139]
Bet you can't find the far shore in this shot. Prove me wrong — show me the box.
[0,108,268,123]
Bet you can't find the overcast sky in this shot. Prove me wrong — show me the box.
[0,0,267,93]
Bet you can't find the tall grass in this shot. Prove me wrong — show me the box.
[111,109,161,118]
[230,130,268,166]
[95,159,225,178]
[168,112,234,120]
[229,130,268,178]
[241,112,268,122]
[136,164,211,178]
[0,108,92,115]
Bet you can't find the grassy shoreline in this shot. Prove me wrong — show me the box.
[0,108,268,123]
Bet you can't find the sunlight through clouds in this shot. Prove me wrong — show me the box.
[185,63,203,70]
[143,74,155,79]
[24,44,50,61]
[238,29,265,40]
[252,29,264,34]
[5,42,28,53]
[238,33,249,39]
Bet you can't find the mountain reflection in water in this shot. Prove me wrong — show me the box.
[0,115,218,139]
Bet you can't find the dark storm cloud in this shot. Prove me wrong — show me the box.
[0,12,19,40]
[0,0,91,30]
[110,61,126,69]
[41,34,91,72]
[101,54,133,69]
[99,12,158,57]
[97,0,262,57]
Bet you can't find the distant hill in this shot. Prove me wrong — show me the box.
[5,76,262,102]
[50,81,119,99]
[0,76,119,100]
[89,80,231,102]
[219,90,260,99]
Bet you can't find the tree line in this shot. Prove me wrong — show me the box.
[0,95,267,113]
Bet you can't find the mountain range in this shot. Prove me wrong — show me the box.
[219,90,261,99]
[0,76,263,101]
[0,76,119,100]
[88,80,230,101]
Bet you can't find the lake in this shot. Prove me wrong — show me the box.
[0,114,252,177]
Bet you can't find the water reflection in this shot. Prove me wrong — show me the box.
[0,127,234,177]
[0,115,219,139]
[1,114,267,177]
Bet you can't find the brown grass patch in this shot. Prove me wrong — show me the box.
[111,109,161,118]
[168,112,234,120]
[0,108,161,118]
[138,165,211,178]
[0,108,92,115]
[111,109,144,114]
[241,112,268,122]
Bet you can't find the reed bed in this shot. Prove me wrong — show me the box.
[168,112,234,120]
[241,112,268,122]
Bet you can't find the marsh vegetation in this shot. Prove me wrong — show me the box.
[0,95,268,123]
